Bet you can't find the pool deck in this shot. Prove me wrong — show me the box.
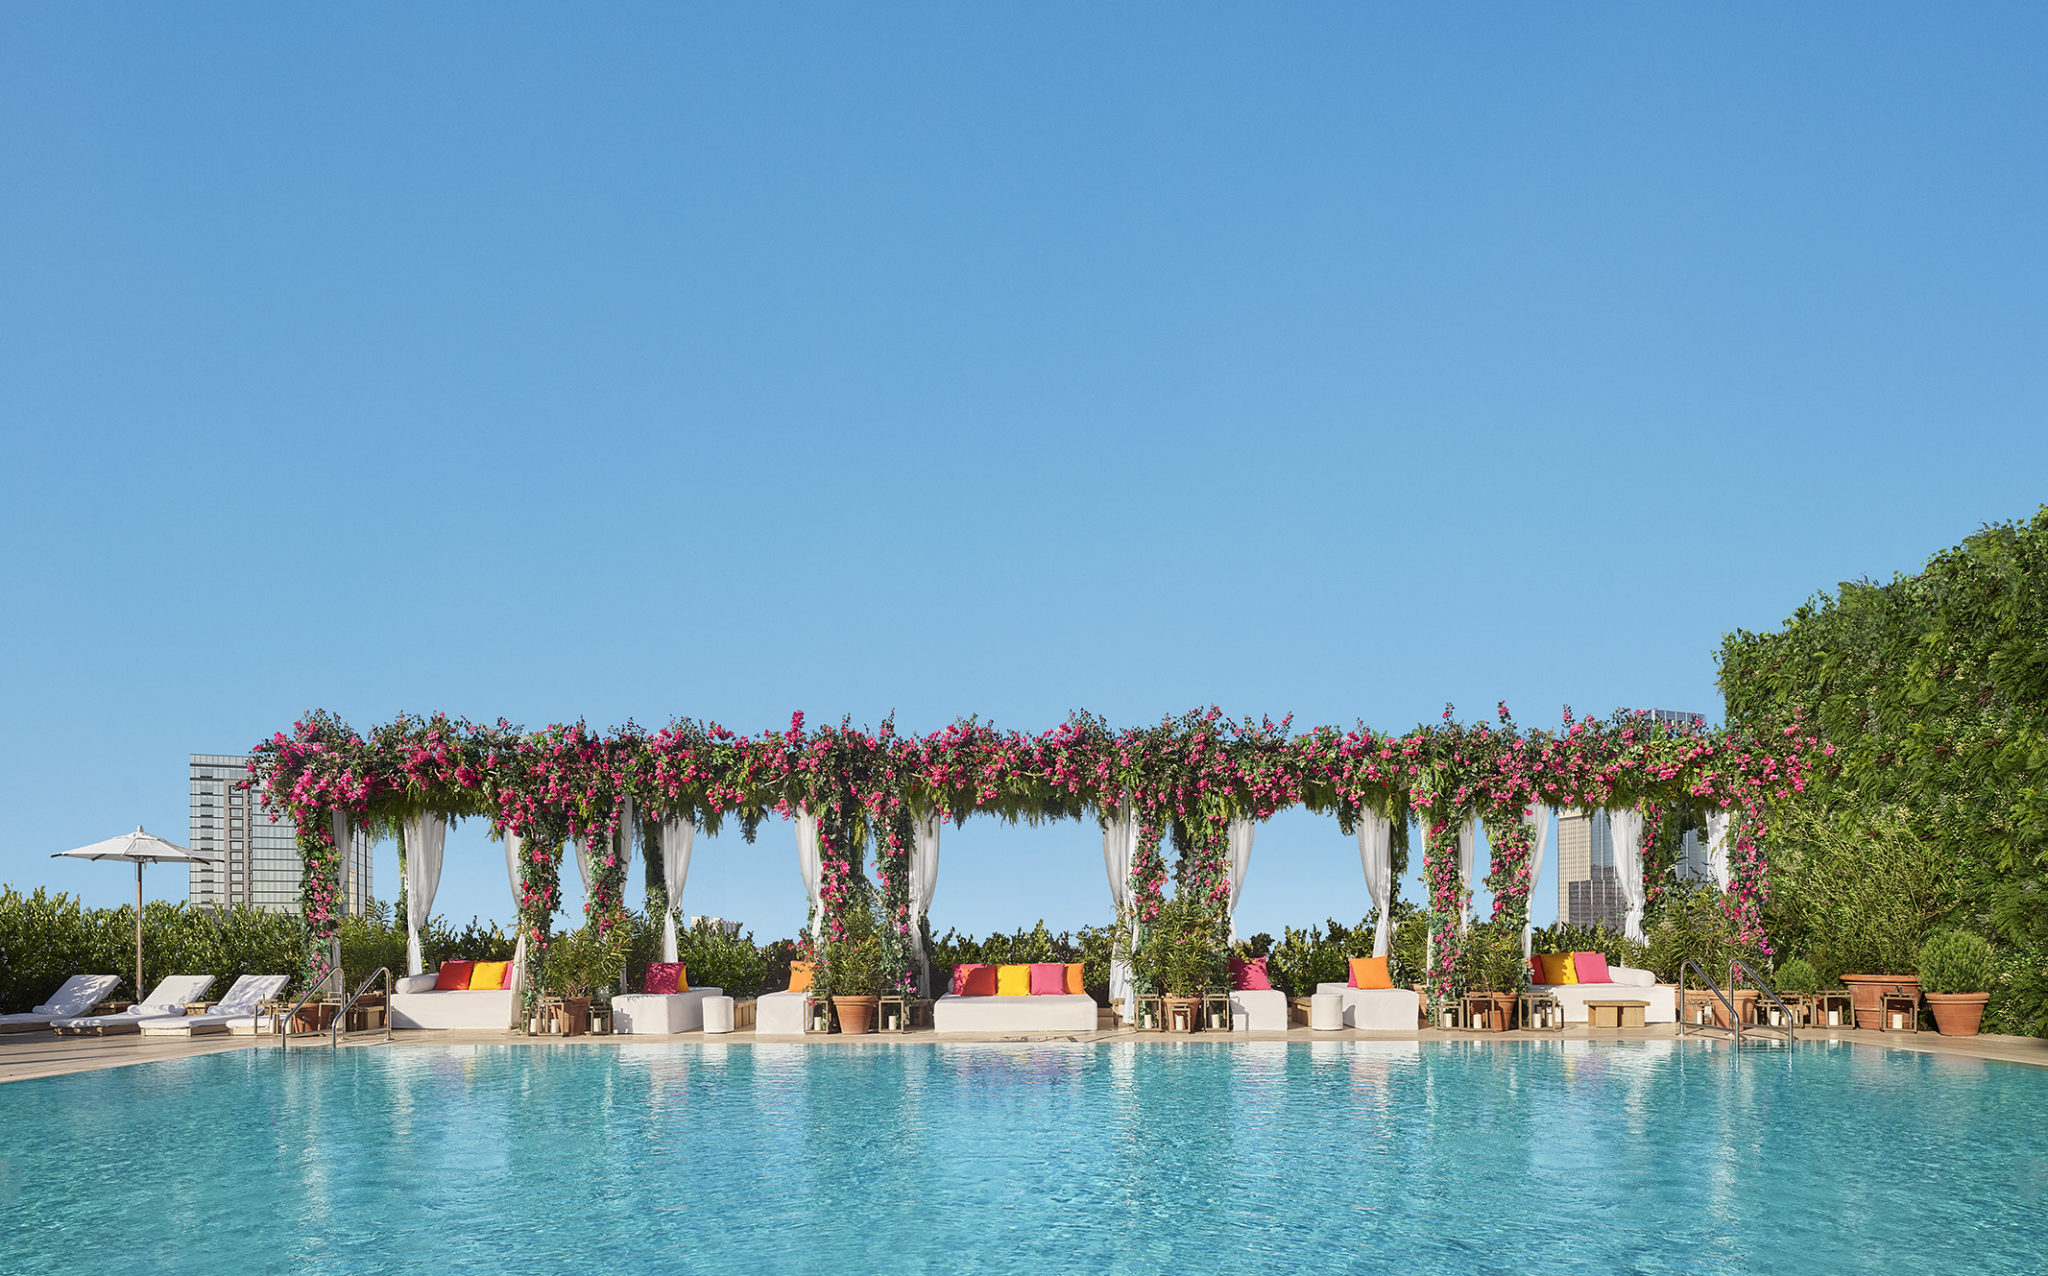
[2,1022,2043,1084]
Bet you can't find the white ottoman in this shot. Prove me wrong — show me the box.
[755,989,811,1034]
[1310,992,1344,1031]
[703,995,735,1034]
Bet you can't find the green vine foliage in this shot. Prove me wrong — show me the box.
[0,887,307,1011]
[1720,504,2048,1033]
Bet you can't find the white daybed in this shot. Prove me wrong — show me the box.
[138,974,290,1036]
[53,975,214,1035]
[1230,989,1289,1031]
[1530,967,1678,1024]
[612,987,725,1034]
[1313,983,1423,1030]
[391,971,518,1030]
[932,993,1098,1033]
[0,974,121,1034]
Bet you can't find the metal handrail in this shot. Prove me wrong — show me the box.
[277,969,342,1051]
[332,967,393,1048]
[1730,958,1797,1042]
[1677,958,1741,1043]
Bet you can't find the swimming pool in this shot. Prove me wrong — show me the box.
[1,1040,2041,1274]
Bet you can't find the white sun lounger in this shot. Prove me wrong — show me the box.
[52,975,214,1035]
[138,974,290,1036]
[0,974,123,1034]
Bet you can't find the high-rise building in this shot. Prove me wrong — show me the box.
[187,753,372,914]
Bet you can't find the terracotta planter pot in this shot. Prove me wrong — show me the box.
[1924,992,1990,1037]
[1487,992,1518,1031]
[833,995,878,1035]
[292,1002,339,1032]
[1712,990,1760,1029]
[1162,995,1200,1034]
[1841,975,1919,1030]
[560,996,591,1037]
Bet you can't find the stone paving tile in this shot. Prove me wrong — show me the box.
[4,1021,2042,1084]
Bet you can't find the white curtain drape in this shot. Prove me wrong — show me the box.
[1225,817,1255,939]
[795,807,823,946]
[503,829,528,1027]
[402,813,447,975]
[1456,818,1477,932]
[329,811,350,985]
[1610,806,1647,941]
[1703,809,1732,890]
[1356,809,1395,958]
[909,811,942,995]
[659,816,695,963]
[1522,805,1553,957]
[1101,800,1139,1017]
[573,835,595,897]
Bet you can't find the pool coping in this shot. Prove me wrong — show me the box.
[2,1022,2042,1083]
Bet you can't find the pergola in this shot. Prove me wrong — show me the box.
[247,705,1815,1017]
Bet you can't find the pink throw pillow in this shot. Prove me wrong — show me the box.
[1029,963,1067,995]
[644,962,684,995]
[951,964,986,997]
[1229,956,1274,992]
[1572,951,1612,984]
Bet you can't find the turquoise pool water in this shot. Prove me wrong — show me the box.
[0,1041,2042,1274]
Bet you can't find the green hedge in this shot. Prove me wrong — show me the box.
[1718,504,2048,1035]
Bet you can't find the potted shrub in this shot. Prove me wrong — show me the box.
[1459,922,1526,1030]
[1918,930,1994,1037]
[1772,958,1820,1025]
[1134,895,1226,1032]
[829,934,882,1035]
[542,927,595,1036]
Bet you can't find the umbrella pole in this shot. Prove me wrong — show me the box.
[135,861,145,1000]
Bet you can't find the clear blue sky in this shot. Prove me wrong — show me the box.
[4,7,2044,944]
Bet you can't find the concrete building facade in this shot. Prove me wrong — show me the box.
[187,753,372,913]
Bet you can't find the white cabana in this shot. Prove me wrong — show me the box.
[1522,804,1553,957]
[1225,817,1255,940]
[659,815,695,963]
[1610,806,1648,941]
[908,811,941,996]
[1355,809,1395,958]
[1101,801,1139,1019]
[402,813,448,976]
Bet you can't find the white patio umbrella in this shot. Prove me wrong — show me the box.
[52,826,220,999]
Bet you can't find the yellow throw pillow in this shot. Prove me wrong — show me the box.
[996,964,1031,996]
[1538,953,1578,985]
[788,961,814,994]
[470,960,511,991]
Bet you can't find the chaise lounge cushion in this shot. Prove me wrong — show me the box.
[1230,988,1288,1030]
[1315,982,1421,1030]
[933,992,1097,1033]
[1529,966,1677,1024]
[613,987,724,1033]
[392,971,518,1030]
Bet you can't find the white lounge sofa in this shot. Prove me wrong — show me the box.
[391,972,518,1030]
[1230,989,1289,1031]
[754,989,813,1034]
[139,974,290,1036]
[933,993,1098,1033]
[0,974,121,1034]
[612,987,725,1034]
[1313,983,1423,1030]
[53,975,214,1035]
[1531,967,1677,1024]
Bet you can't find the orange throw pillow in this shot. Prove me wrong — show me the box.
[434,960,475,991]
[787,960,814,994]
[1064,963,1085,995]
[1538,953,1578,985]
[960,965,998,996]
[1348,956,1393,990]
[471,960,511,991]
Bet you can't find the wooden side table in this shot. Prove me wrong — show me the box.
[1288,997,1314,1028]
[731,998,758,1030]
[1585,999,1649,1030]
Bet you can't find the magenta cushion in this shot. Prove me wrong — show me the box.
[1029,963,1067,995]
[1572,951,1612,984]
[1229,956,1274,992]
[644,962,684,995]
[951,964,986,997]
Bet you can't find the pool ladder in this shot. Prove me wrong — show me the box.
[1678,959,1796,1044]
[275,967,393,1050]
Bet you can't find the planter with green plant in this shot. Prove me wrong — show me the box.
[541,926,597,1035]
[1771,958,1820,1024]
[1132,894,1226,1032]
[828,934,883,1034]
[1918,930,1994,1037]
[1459,921,1526,1030]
